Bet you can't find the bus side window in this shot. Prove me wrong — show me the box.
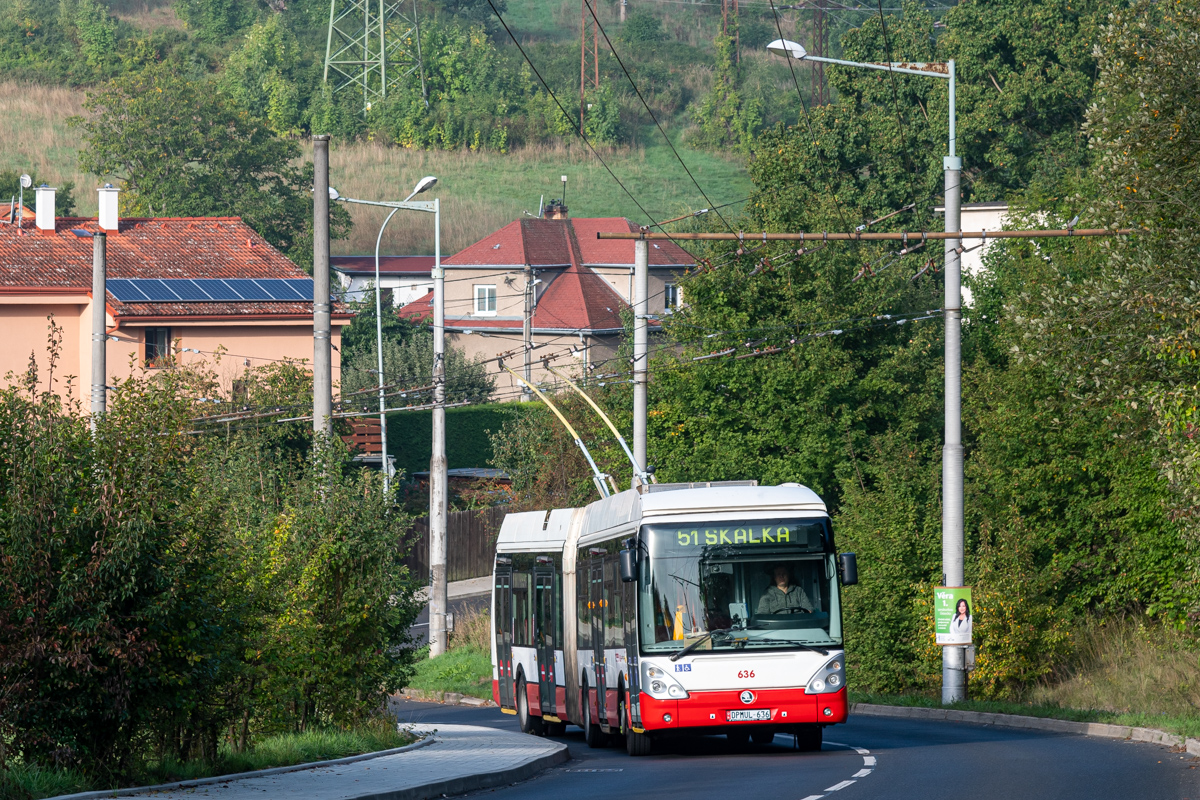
[604,558,622,647]
[513,571,530,647]
[577,562,590,650]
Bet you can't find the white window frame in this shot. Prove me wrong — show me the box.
[664,283,682,313]
[474,284,498,315]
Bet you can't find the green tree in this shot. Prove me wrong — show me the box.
[690,30,761,153]
[0,170,76,215]
[73,66,350,270]
[219,16,304,137]
[340,331,495,404]
[620,10,665,45]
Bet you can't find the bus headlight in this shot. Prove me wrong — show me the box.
[806,653,846,695]
[642,663,690,700]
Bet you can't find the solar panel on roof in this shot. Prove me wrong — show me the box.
[253,279,304,300]
[224,279,271,300]
[107,279,150,302]
[191,280,242,301]
[286,279,313,300]
[164,280,213,301]
[133,280,182,302]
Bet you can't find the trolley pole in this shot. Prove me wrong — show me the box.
[429,198,449,659]
[941,61,967,704]
[522,263,533,402]
[632,235,649,485]
[312,135,333,437]
[90,231,106,431]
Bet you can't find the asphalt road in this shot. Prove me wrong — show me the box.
[409,593,489,648]
[390,698,1200,800]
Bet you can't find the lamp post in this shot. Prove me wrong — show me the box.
[767,39,966,704]
[333,180,447,659]
[332,176,438,496]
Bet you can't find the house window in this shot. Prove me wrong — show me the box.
[664,283,682,313]
[474,285,497,315]
[145,327,171,367]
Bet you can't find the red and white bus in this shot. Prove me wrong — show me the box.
[490,481,858,755]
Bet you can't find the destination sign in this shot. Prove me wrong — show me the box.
[673,526,809,547]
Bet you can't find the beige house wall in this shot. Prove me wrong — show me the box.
[450,330,620,397]
[587,266,685,315]
[443,266,538,322]
[1,296,344,402]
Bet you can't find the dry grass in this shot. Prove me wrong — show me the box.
[1030,616,1200,717]
[107,0,183,30]
[326,137,749,256]
[0,80,751,251]
[449,606,492,653]
[0,82,94,213]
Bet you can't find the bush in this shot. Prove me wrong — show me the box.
[0,328,421,783]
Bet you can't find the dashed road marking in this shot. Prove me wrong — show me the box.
[863,755,877,766]
[852,769,873,778]
[824,780,857,792]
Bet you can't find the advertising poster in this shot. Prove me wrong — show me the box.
[934,586,973,645]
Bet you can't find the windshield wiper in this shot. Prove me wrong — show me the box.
[669,628,732,661]
[741,635,830,656]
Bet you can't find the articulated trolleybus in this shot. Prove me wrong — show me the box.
[490,481,859,756]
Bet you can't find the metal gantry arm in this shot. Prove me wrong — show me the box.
[498,362,616,499]
[544,363,654,488]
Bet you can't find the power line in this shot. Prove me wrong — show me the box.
[582,0,734,232]
[484,0,664,231]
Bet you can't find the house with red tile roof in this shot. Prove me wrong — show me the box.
[0,188,352,401]
[398,211,695,398]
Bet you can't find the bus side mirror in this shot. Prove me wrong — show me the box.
[619,549,637,582]
[839,553,858,586]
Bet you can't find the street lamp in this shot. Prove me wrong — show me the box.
[332,175,439,497]
[768,38,967,704]
[332,178,448,659]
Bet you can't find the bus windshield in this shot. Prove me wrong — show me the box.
[637,519,842,654]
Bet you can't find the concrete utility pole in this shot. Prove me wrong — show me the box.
[313,135,333,437]
[90,231,106,430]
[429,197,449,658]
[941,64,967,704]
[632,236,649,485]
[522,264,533,402]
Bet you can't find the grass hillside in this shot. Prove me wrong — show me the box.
[0,79,751,255]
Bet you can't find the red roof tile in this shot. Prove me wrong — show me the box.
[0,216,350,320]
[441,217,694,269]
[399,219,639,334]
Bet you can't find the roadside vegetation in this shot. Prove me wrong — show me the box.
[406,608,494,701]
[0,331,422,796]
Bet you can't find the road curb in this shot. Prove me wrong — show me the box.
[348,738,569,800]
[852,702,1200,755]
[47,735,437,800]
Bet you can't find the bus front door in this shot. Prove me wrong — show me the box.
[535,568,556,718]
[494,567,514,709]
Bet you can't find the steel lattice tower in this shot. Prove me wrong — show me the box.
[323,0,427,116]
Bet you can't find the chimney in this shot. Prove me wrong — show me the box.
[98,184,119,233]
[545,200,569,220]
[35,185,55,233]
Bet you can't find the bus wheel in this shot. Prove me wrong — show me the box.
[726,729,750,748]
[794,724,822,751]
[623,696,653,757]
[517,677,544,736]
[751,730,775,746]
[582,683,607,749]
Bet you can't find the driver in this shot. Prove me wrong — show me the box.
[756,564,814,615]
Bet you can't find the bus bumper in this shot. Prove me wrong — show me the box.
[638,687,848,731]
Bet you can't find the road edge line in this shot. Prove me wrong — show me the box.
[851,702,1200,754]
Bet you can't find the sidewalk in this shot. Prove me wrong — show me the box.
[62,724,567,800]
[414,575,492,603]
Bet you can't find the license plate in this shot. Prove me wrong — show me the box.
[726,709,771,722]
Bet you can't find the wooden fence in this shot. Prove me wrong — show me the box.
[404,505,509,583]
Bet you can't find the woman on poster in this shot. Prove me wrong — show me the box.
[949,598,971,639]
